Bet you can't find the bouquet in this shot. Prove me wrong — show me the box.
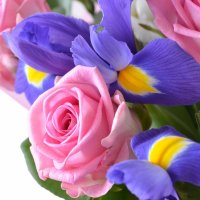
[1,0,200,199]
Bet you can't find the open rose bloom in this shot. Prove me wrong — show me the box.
[0,0,49,106]
[148,0,200,63]
[29,66,142,198]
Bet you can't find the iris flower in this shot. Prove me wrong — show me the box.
[5,0,200,105]
[4,12,90,75]
[4,12,90,103]
[15,61,55,104]
[107,126,200,200]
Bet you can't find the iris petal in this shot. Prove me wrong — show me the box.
[15,61,55,104]
[111,39,200,105]
[168,143,200,186]
[98,0,136,53]
[107,160,177,200]
[5,12,90,75]
[132,126,200,187]
[90,25,133,71]
[131,126,187,161]
[71,35,117,84]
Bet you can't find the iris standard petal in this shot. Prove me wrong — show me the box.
[107,160,177,200]
[71,35,117,84]
[15,61,55,104]
[98,0,136,53]
[90,25,133,71]
[5,12,90,75]
[113,38,200,105]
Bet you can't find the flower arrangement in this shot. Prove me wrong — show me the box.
[1,0,200,199]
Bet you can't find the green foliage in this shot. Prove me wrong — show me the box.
[20,139,90,200]
[127,103,152,130]
[47,0,60,9]
[47,0,72,15]
[176,182,200,200]
[146,105,200,141]
[94,185,138,200]
[139,23,165,38]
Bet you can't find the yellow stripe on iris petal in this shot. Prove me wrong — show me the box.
[149,136,191,169]
[25,65,48,87]
[118,65,159,95]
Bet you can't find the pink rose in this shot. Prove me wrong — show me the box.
[0,0,50,90]
[29,66,141,198]
[0,37,16,90]
[147,0,200,63]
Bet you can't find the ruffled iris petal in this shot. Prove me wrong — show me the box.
[15,61,55,104]
[112,39,200,105]
[107,160,177,200]
[90,25,133,71]
[71,35,117,84]
[98,0,136,53]
[5,12,90,75]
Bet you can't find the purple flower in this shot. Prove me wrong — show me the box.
[107,126,200,200]
[4,12,90,75]
[6,0,200,105]
[15,61,55,104]
[71,0,200,105]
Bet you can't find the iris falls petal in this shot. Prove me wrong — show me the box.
[108,126,200,199]
[107,160,177,200]
[132,126,200,186]
[15,61,55,104]
[132,126,186,161]
[168,143,200,185]
[112,39,200,105]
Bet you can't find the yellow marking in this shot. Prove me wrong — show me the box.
[118,65,159,95]
[25,65,48,87]
[149,136,190,169]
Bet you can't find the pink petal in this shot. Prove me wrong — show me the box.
[57,66,115,129]
[184,0,200,30]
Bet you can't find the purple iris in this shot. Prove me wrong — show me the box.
[4,12,90,75]
[5,0,200,105]
[71,0,200,105]
[15,61,55,104]
[107,126,200,200]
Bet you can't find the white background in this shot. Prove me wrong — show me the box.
[0,90,62,200]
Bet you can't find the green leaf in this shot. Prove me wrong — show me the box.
[47,0,60,9]
[138,23,165,38]
[146,105,200,141]
[127,103,152,131]
[176,182,200,200]
[135,38,145,52]
[94,185,138,200]
[47,0,72,15]
[21,139,90,200]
